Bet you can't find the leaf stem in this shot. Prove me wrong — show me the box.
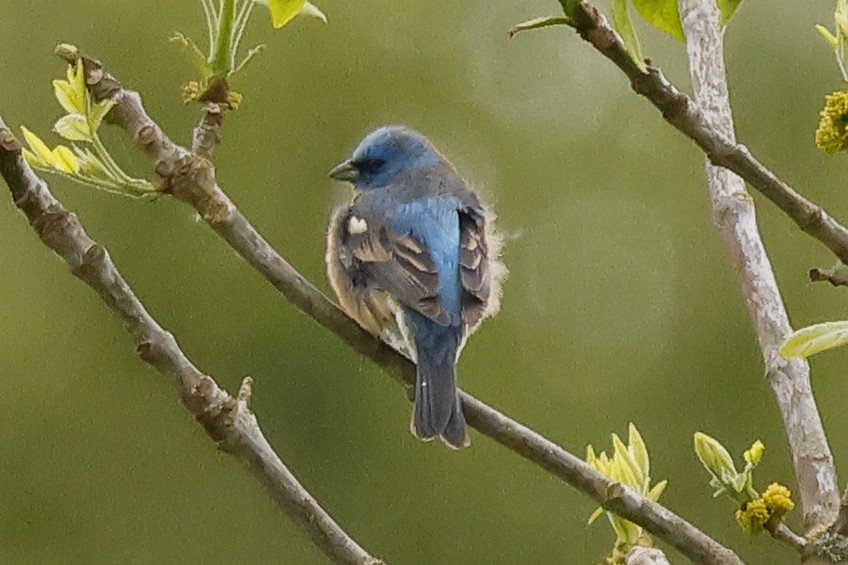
[210,0,235,76]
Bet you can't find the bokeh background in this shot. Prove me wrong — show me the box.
[1,1,845,563]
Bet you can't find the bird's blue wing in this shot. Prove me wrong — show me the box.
[458,204,491,327]
[329,202,451,327]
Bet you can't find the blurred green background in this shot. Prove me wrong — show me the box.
[1,1,846,563]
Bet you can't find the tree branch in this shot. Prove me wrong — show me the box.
[192,101,225,158]
[0,119,382,565]
[50,49,746,565]
[551,1,841,534]
[628,546,673,565]
[674,0,838,534]
[567,3,848,268]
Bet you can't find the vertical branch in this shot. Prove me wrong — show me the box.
[678,0,839,533]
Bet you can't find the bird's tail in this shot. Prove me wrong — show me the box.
[411,347,469,449]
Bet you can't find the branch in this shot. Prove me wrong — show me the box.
[55,50,746,565]
[567,4,848,268]
[628,546,672,565]
[192,101,225,158]
[555,1,840,534]
[0,119,381,565]
[674,0,839,533]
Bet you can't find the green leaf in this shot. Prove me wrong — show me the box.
[611,0,646,72]
[20,126,55,167]
[88,99,116,132]
[717,0,743,24]
[508,16,573,38]
[743,440,764,466]
[51,145,80,174]
[818,24,839,48]
[587,506,604,525]
[256,0,326,29]
[556,0,581,17]
[54,113,92,141]
[171,32,214,79]
[647,479,667,502]
[628,423,649,482]
[780,321,848,358]
[632,0,684,41]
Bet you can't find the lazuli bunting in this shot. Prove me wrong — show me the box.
[326,125,505,448]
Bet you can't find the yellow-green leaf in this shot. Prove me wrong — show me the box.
[20,126,55,166]
[780,321,848,358]
[647,479,667,502]
[52,145,79,174]
[54,114,92,141]
[717,0,743,24]
[818,24,839,47]
[612,433,644,489]
[88,99,116,132]
[611,0,646,71]
[694,432,737,477]
[52,60,87,115]
[632,0,684,41]
[257,0,326,29]
[628,423,649,483]
[53,79,85,115]
[744,440,764,466]
[587,506,604,525]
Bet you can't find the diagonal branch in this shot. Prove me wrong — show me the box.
[566,4,848,268]
[51,49,746,565]
[0,119,382,565]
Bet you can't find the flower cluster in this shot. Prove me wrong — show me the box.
[815,91,848,154]
[694,433,794,536]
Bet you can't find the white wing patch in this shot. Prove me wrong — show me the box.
[348,216,368,235]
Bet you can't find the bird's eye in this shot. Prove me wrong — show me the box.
[356,158,385,174]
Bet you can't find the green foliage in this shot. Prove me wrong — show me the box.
[21,59,155,198]
[694,434,794,537]
[780,321,848,358]
[586,424,667,562]
[717,0,744,22]
[631,0,684,41]
[694,432,761,503]
[611,0,646,71]
[816,0,848,82]
[174,0,326,103]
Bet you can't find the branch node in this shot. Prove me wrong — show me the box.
[0,128,21,152]
[237,376,254,406]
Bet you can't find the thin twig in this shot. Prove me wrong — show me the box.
[0,119,382,565]
[673,0,839,534]
[55,49,746,565]
[192,101,225,158]
[770,523,808,553]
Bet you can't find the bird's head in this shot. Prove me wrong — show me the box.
[329,125,443,190]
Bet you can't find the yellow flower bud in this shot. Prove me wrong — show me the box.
[816,91,848,154]
[735,499,769,536]
[762,482,794,521]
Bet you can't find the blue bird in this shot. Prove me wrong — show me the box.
[326,125,505,448]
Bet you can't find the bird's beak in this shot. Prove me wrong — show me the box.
[329,160,360,182]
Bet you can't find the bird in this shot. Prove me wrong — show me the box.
[326,125,505,448]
